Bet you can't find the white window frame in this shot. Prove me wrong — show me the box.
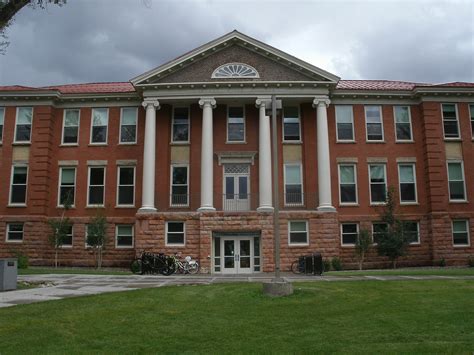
[226,105,246,143]
[446,160,467,203]
[57,167,77,208]
[283,163,304,206]
[61,224,73,248]
[338,164,358,205]
[371,222,388,245]
[89,108,109,145]
[9,164,28,206]
[398,163,418,204]
[393,106,413,142]
[6,223,24,243]
[171,106,190,144]
[368,163,387,205]
[340,223,359,246]
[170,164,189,207]
[165,221,186,246]
[452,219,470,247]
[469,103,474,140]
[335,105,355,142]
[116,166,136,207]
[288,220,309,246]
[119,107,138,145]
[87,166,106,207]
[115,224,134,249]
[441,103,460,140]
[403,221,420,245]
[282,106,302,143]
[61,109,80,146]
[14,107,33,144]
[0,106,5,144]
[364,105,384,142]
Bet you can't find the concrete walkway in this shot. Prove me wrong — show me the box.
[1,273,473,308]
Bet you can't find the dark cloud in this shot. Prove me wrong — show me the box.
[0,0,472,86]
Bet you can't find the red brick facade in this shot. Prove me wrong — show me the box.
[1,32,473,271]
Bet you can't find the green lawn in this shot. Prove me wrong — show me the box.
[325,267,474,277]
[1,281,473,353]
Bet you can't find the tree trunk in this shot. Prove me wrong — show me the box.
[0,0,31,30]
[359,253,364,271]
[54,248,58,268]
[392,259,397,269]
[98,248,102,269]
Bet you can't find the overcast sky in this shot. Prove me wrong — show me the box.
[0,0,473,87]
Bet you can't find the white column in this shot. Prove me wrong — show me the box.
[198,97,216,211]
[256,98,273,212]
[313,97,335,211]
[138,98,160,213]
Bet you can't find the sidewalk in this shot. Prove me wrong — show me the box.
[1,273,473,308]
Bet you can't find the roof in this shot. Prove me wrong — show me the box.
[0,80,473,94]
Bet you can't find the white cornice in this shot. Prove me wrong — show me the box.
[130,30,340,86]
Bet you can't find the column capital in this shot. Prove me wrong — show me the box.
[255,97,271,108]
[199,97,216,109]
[312,96,331,108]
[142,98,160,109]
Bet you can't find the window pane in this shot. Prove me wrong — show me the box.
[92,126,107,143]
[13,167,27,184]
[167,233,184,244]
[118,186,134,205]
[238,176,247,198]
[371,185,386,202]
[90,168,104,185]
[453,220,467,233]
[16,125,31,141]
[284,122,300,140]
[365,106,381,122]
[284,107,298,118]
[449,181,465,200]
[117,225,133,236]
[65,110,79,126]
[119,167,134,185]
[63,126,78,143]
[228,122,244,141]
[340,166,355,184]
[367,123,382,140]
[174,107,188,119]
[61,168,75,184]
[122,108,137,125]
[336,106,353,124]
[172,167,187,184]
[173,123,189,142]
[340,185,356,203]
[225,176,234,198]
[11,186,26,203]
[167,222,184,233]
[448,163,462,180]
[285,165,301,184]
[399,165,414,183]
[370,165,385,182]
[394,106,409,123]
[60,186,75,205]
[121,125,136,142]
[396,123,411,140]
[400,183,416,201]
[290,221,307,232]
[18,107,32,124]
[343,224,358,234]
[92,109,108,126]
[0,107,4,125]
[337,123,353,140]
[290,232,307,244]
[89,186,104,204]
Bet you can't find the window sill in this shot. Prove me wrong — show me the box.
[169,205,190,209]
[400,202,419,206]
[370,202,387,206]
[60,143,79,147]
[449,200,469,204]
[288,243,309,247]
[118,142,137,146]
[444,138,462,142]
[339,203,359,207]
[116,246,134,249]
[453,244,471,248]
[88,143,108,147]
[115,205,136,209]
[86,206,105,209]
[366,140,385,143]
[165,244,186,247]
[12,142,31,146]
[226,141,247,144]
[409,242,421,246]
[170,141,190,146]
[57,206,76,209]
[336,140,356,144]
[282,141,302,145]
[7,204,27,208]
[395,140,415,144]
[5,240,23,243]
[341,244,355,248]
[60,245,73,249]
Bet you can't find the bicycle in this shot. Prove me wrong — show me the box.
[168,253,200,274]
[130,251,175,275]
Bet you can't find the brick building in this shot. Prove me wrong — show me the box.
[0,31,473,272]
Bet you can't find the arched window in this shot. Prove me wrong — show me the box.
[212,63,259,78]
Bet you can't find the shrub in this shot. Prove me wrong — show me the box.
[331,257,343,271]
[439,258,446,267]
[11,250,29,269]
[323,259,331,272]
[355,229,372,270]
[468,256,474,268]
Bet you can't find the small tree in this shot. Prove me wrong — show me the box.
[86,212,107,269]
[355,228,372,270]
[48,192,72,268]
[376,187,411,268]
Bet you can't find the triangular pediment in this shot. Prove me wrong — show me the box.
[131,30,340,86]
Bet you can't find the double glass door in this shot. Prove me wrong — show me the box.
[223,164,250,211]
[221,237,253,274]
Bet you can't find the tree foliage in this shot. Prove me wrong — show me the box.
[376,187,412,268]
[86,212,107,269]
[355,228,372,270]
[47,190,72,268]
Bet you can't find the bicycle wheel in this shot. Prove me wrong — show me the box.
[188,262,199,275]
[130,258,143,275]
[160,258,176,276]
[291,260,301,274]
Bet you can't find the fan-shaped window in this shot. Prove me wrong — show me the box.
[212,63,259,78]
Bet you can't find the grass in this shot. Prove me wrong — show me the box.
[325,267,474,277]
[18,267,132,276]
[0,281,473,353]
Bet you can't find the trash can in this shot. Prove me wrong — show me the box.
[0,258,18,291]
[304,254,314,274]
[313,253,323,275]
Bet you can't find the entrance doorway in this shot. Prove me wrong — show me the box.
[212,233,261,274]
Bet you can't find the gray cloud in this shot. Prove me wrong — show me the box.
[0,0,472,86]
